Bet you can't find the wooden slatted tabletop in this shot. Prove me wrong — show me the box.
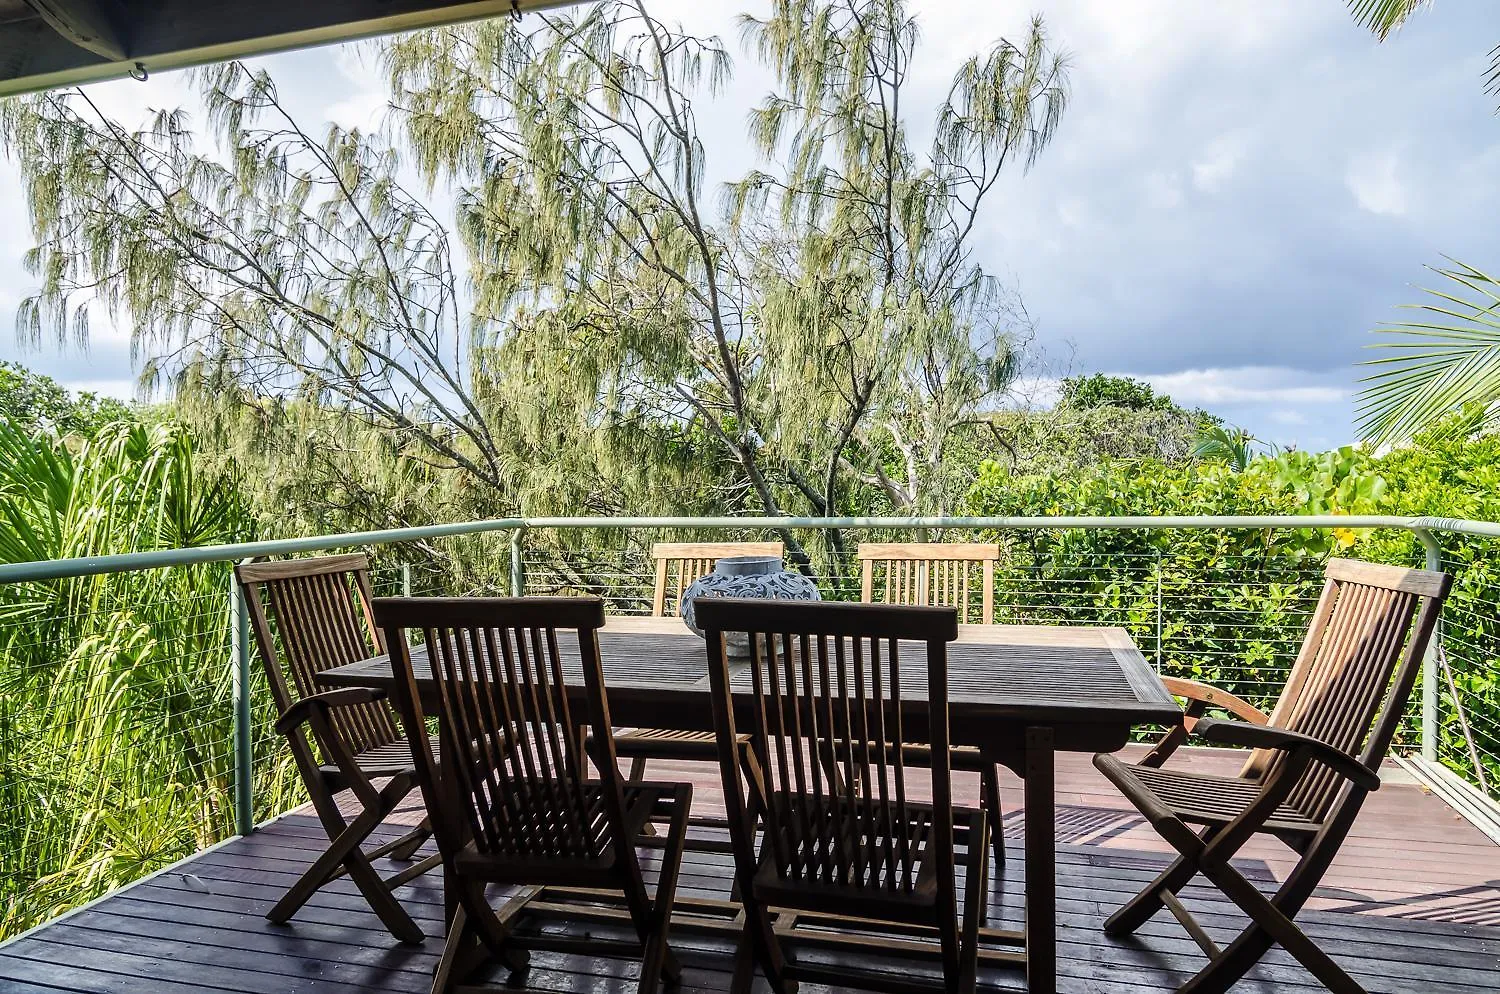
[324,617,1177,739]
[320,614,1180,993]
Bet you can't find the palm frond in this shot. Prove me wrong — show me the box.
[1347,0,1431,41]
[1191,425,1255,472]
[1356,260,1500,445]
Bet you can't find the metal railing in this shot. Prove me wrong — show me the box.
[2,512,1498,938]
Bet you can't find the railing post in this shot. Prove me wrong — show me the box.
[401,563,412,597]
[229,571,255,836]
[1415,529,1442,764]
[510,526,527,597]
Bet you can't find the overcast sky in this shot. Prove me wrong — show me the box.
[1,0,1496,452]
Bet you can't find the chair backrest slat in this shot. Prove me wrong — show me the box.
[858,543,998,624]
[650,541,785,617]
[699,598,958,897]
[237,554,401,755]
[375,597,625,865]
[1246,557,1450,823]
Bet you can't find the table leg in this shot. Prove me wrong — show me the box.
[1024,725,1056,994]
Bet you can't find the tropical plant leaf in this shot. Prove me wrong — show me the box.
[1356,260,1500,445]
[1191,425,1256,472]
[1346,0,1431,41]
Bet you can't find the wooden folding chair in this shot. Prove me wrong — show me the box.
[858,543,998,624]
[617,541,785,812]
[374,596,694,994]
[698,597,990,994]
[858,542,1007,876]
[235,554,439,943]
[1094,558,1451,994]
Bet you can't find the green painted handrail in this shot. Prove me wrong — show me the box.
[0,517,526,583]
[2,513,1492,585]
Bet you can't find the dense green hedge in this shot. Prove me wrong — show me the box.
[963,420,1500,789]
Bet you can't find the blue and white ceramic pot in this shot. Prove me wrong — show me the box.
[680,555,821,655]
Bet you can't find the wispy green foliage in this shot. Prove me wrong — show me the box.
[1,62,509,497]
[729,3,1068,522]
[3,0,1067,580]
[381,0,1069,571]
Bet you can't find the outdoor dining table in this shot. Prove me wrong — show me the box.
[319,615,1181,993]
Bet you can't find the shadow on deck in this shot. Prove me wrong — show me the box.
[1,746,1496,993]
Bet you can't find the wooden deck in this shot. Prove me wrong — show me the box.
[1,746,1497,993]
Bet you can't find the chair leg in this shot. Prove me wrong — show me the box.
[982,764,1006,875]
[431,903,499,994]
[1103,830,1214,937]
[269,802,385,925]
[1190,859,1366,994]
[1178,923,1277,994]
[621,878,676,994]
[627,758,662,838]
[632,786,692,993]
[460,880,533,980]
[734,892,798,994]
[387,816,432,861]
[958,812,989,994]
[430,904,469,994]
[345,847,426,944]
[730,926,758,994]
[280,773,425,943]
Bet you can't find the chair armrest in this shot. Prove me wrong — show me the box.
[1191,718,1381,792]
[1160,677,1270,726]
[275,687,388,736]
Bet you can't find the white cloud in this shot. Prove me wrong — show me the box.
[1143,170,1184,209]
[325,45,389,132]
[64,379,136,400]
[1010,368,1348,414]
[78,72,195,132]
[1346,150,1409,216]
[1191,133,1248,193]
[1007,375,1064,409]
[1056,196,1088,229]
[1139,367,1348,407]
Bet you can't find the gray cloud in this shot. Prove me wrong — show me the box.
[962,0,1500,450]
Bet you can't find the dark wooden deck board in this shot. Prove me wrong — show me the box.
[2,746,1498,993]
